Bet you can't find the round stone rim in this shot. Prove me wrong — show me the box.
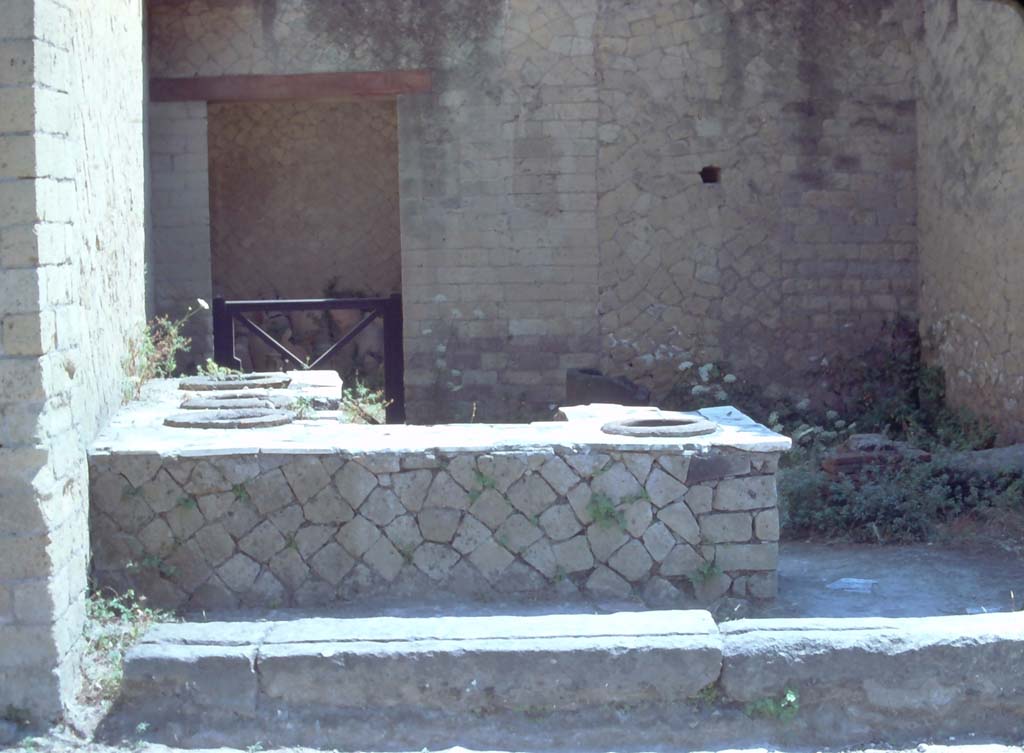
[178,373,292,391]
[600,412,717,437]
[163,408,294,429]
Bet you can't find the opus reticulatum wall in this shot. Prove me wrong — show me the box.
[89,395,786,611]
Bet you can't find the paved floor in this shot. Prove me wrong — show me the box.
[754,541,1024,618]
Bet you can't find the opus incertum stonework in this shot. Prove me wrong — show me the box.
[88,374,789,612]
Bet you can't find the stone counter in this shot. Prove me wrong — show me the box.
[88,384,789,611]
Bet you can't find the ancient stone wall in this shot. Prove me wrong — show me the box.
[90,445,780,611]
[596,0,920,401]
[208,99,401,301]
[147,0,922,421]
[916,0,1024,443]
[149,101,213,366]
[0,0,146,723]
[148,0,602,422]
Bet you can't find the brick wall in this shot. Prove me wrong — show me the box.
[207,100,401,301]
[596,0,920,403]
[0,0,146,723]
[147,0,925,422]
[149,102,213,366]
[916,0,1024,443]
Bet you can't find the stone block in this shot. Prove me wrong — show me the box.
[642,522,675,562]
[608,540,653,582]
[281,457,331,502]
[591,462,642,503]
[714,476,776,511]
[495,513,543,553]
[424,471,471,510]
[452,514,491,555]
[552,535,594,573]
[686,452,751,483]
[645,468,688,507]
[539,455,579,495]
[506,472,557,517]
[468,488,513,529]
[384,515,423,554]
[309,543,355,586]
[476,453,528,493]
[238,521,286,565]
[303,485,355,526]
[122,643,258,715]
[657,501,700,545]
[720,613,1024,739]
[701,513,753,544]
[417,508,462,543]
[584,566,632,599]
[539,503,582,541]
[660,544,704,578]
[468,539,515,580]
[563,451,611,477]
[363,537,404,582]
[684,485,713,514]
[246,469,294,516]
[754,509,780,541]
[412,542,460,580]
[714,543,778,572]
[522,539,557,578]
[656,454,691,484]
[334,461,378,508]
[337,517,381,559]
[622,453,654,484]
[360,488,404,527]
[586,521,628,562]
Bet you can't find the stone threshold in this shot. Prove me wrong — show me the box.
[101,610,1024,750]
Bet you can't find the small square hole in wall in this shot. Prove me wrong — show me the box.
[700,166,721,184]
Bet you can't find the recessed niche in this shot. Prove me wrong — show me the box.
[700,166,721,184]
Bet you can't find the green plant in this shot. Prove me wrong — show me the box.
[340,380,390,424]
[587,493,624,530]
[745,687,799,722]
[688,561,721,588]
[2,704,31,727]
[123,298,208,401]
[292,396,315,419]
[232,483,251,504]
[80,588,173,705]
[691,683,719,707]
[473,469,498,490]
[780,459,1023,544]
[177,495,198,511]
[197,358,241,380]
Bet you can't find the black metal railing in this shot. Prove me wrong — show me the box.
[211,294,405,423]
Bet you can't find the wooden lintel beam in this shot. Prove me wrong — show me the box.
[150,70,432,103]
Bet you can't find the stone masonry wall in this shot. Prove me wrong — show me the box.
[596,0,920,401]
[148,0,921,421]
[149,101,213,366]
[90,446,780,612]
[916,0,1024,444]
[208,99,401,301]
[148,0,602,422]
[0,0,146,723]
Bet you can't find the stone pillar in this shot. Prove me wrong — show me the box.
[0,0,146,725]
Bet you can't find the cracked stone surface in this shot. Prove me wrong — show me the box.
[91,443,781,610]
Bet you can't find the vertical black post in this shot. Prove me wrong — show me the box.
[212,297,241,369]
[383,293,406,424]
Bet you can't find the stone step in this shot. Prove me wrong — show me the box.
[100,610,1024,751]
[107,609,721,747]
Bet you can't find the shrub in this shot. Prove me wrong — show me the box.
[780,460,1024,543]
